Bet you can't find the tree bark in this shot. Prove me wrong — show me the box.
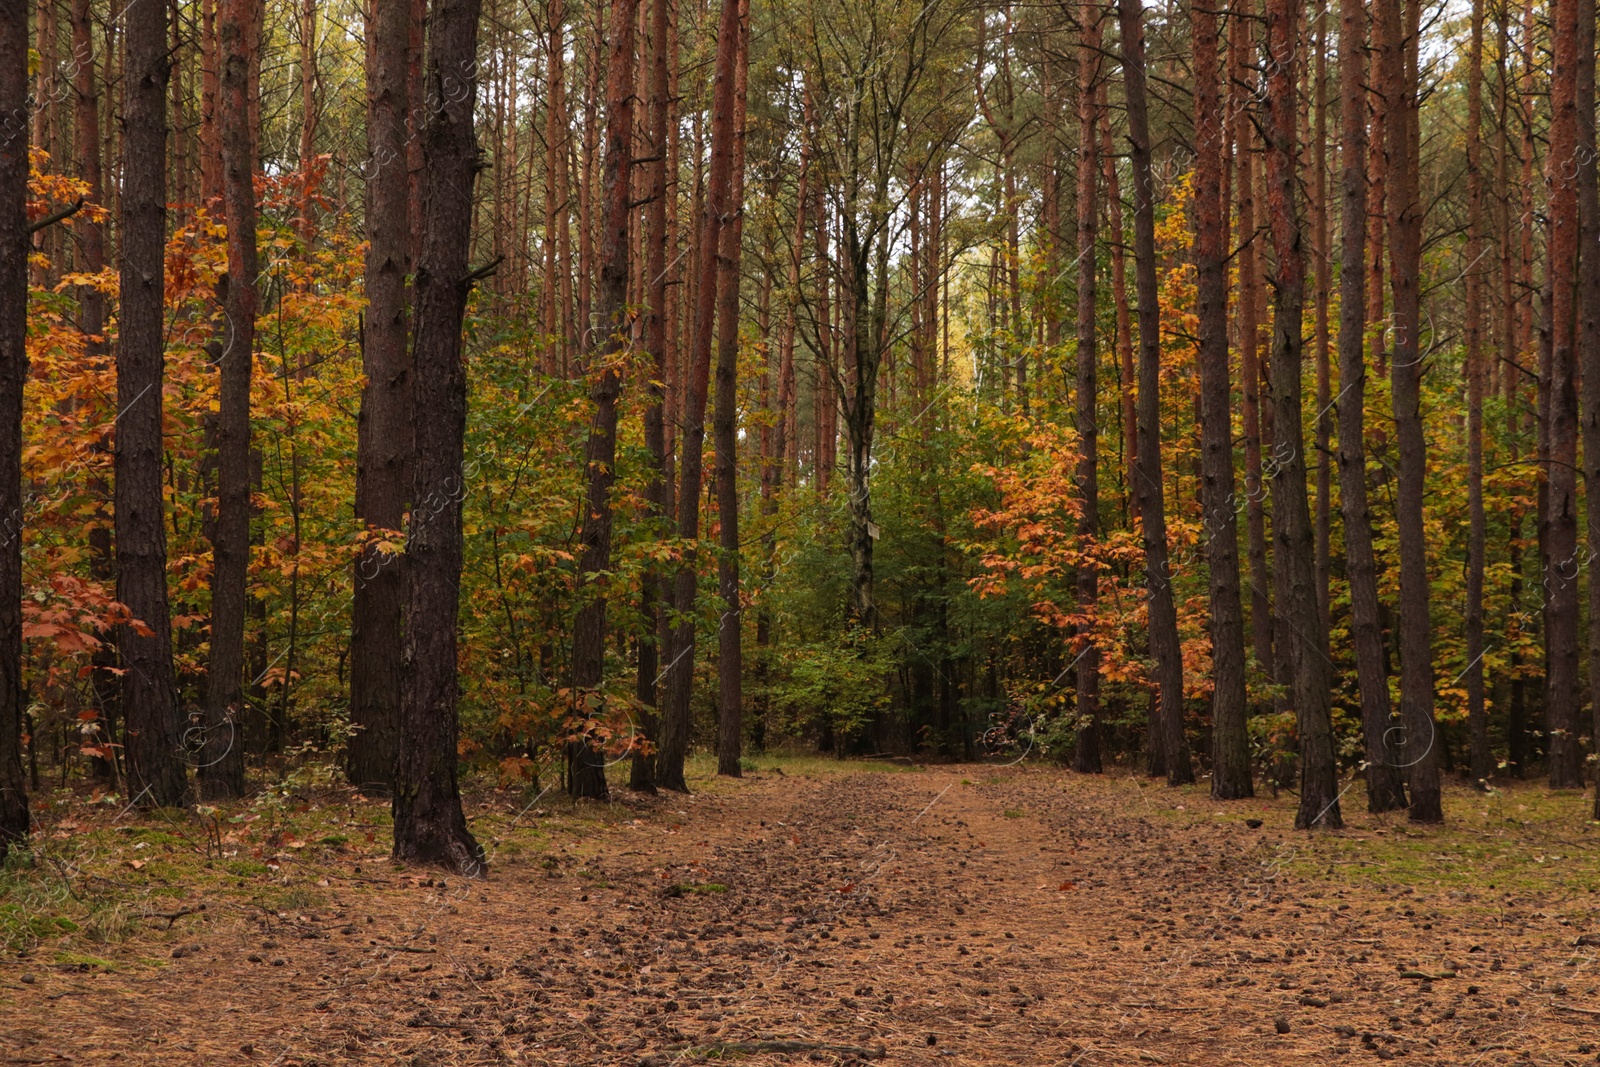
[199,0,259,800]
[200,0,221,208]
[713,0,750,778]
[657,0,743,793]
[568,0,640,801]
[1575,0,1600,813]
[1263,0,1340,829]
[392,0,488,875]
[73,0,117,784]
[1229,11,1271,687]
[1071,0,1103,776]
[1337,0,1407,813]
[72,0,105,345]
[0,0,29,855]
[1377,0,1442,821]
[542,0,569,375]
[118,1,187,810]
[1311,0,1332,633]
[633,0,675,794]
[1465,0,1491,787]
[349,0,414,795]
[1118,0,1192,785]
[1194,0,1250,800]
[1100,107,1135,525]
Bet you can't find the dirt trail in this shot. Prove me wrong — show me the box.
[4,765,1597,1065]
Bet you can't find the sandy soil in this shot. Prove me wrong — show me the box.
[4,764,1599,1065]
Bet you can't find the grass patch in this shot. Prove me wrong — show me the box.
[1285,783,1600,897]
[53,951,117,971]
[1114,772,1600,899]
[682,751,922,781]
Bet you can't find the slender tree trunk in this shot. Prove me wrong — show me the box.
[348,0,413,794]
[568,0,640,801]
[577,29,599,358]
[1100,108,1135,524]
[1194,0,1250,800]
[1264,0,1340,829]
[1336,0,1407,813]
[1466,0,1491,786]
[297,0,317,166]
[199,0,259,799]
[119,1,187,810]
[73,0,105,344]
[657,0,743,793]
[74,0,117,783]
[199,0,221,208]
[633,0,675,794]
[815,179,836,492]
[0,0,29,855]
[392,0,488,875]
[713,0,750,778]
[1072,0,1103,775]
[1367,30,1387,380]
[167,0,189,229]
[542,0,568,375]
[842,248,876,629]
[1311,0,1332,631]
[1230,12,1271,684]
[1380,0,1442,821]
[1575,0,1600,813]
[1118,0,1192,785]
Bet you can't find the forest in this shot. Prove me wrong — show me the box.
[2,0,1600,849]
[1,0,1600,1060]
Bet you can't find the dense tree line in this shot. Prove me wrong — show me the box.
[1,0,1599,873]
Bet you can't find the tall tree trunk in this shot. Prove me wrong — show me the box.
[392,0,488,875]
[577,28,599,359]
[31,0,56,289]
[200,0,221,208]
[568,0,640,801]
[633,0,674,794]
[73,0,105,344]
[73,0,117,784]
[199,0,259,799]
[1264,0,1340,829]
[1194,0,1250,800]
[1118,0,1192,785]
[1229,11,1271,685]
[542,0,568,375]
[0,0,29,855]
[1575,0,1600,814]
[1311,0,1332,631]
[1337,0,1407,813]
[1465,0,1491,786]
[657,0,743,793]
[118,0,187,810]
[349,0,413,795]
[1100,108,1135,524]
[167,0,189,229]
[1378,0,1442,821]
[1366,28,1387,380]
[814,180,835,492]
[1071,0,1103,775]
[713,0,750,778]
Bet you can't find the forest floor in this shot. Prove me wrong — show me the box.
[2,757,1600,1066]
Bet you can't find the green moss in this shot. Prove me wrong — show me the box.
[53,952,117,971]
